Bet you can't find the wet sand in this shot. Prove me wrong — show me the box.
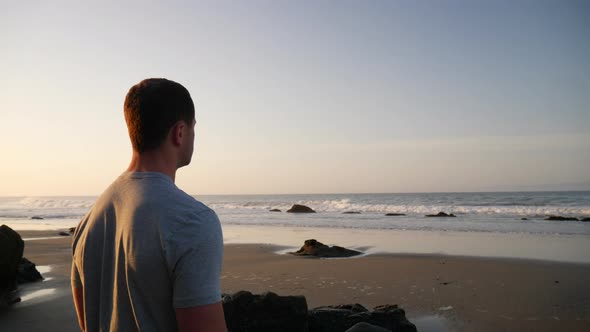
[1,230,589,331]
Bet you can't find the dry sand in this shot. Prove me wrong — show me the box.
[1,230,589,331]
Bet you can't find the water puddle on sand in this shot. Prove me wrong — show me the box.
[23,237,63,241]
[36,265,52,274]
[19,288,56,302]
[411,315,454,332]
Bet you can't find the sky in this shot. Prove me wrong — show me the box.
[1,0,589,196]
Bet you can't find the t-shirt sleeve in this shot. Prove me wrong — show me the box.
[167,209,223,308]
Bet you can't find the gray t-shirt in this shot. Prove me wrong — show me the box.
[71,172,223,332]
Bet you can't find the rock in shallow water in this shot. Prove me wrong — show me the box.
[545,216,579,221]
[290,239,363,258]
[425,212,456,217]
[287,204,316,213]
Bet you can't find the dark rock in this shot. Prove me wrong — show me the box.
[287,204,316,213]
[57,228,76,236]
[0,225,24,305]
[16,257,43,284]
[309,304,417,332]
[345,322,390,332]
[222,291,308,332]
[329,304,369,313]
[30,216,44,220]
[580,217,590,222]
[545,216,578,221]
[385,213,406,216]
[290,239,363,258]
[269,209,282,212]
[343,211,361,214]
[425,212,456,217]
[521,218,528,220]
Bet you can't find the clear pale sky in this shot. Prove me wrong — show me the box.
[1,1,589,196]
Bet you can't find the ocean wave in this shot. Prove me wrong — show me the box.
[18,197,95,209]
[207,200,590,217]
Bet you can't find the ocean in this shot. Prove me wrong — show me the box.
[2,192,590,262]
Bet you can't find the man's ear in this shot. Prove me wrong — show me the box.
[171,121,185,147]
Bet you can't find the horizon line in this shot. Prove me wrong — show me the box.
[1,188,589,198]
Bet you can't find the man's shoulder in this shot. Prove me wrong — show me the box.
[166,186,213,217]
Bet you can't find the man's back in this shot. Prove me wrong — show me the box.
[71,171,223,332]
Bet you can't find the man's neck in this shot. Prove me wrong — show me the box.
[127,150,177,182]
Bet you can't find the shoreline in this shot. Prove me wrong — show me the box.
[2,230,590,331]
[17,228,590,265]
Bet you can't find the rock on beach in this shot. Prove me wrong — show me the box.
[425,212,456,218]
[545,216,579,221]
[290,239,363,258]
[221,291,417,332]
[287,204,316,213]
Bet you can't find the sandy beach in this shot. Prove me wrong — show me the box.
[1,230,589,331]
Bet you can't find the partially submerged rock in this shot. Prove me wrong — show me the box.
[290,239,362,258]
[30,216,44,220]
[308,304,417,332]
[343,211,361,214]
[581,217,590,222]
[521,217,528,220]
[269,209,281,212]
[385,213,405,216]
[425,212,456,217]
[545,216,579,221]
[287,204,316,213]
[222,291,308,332]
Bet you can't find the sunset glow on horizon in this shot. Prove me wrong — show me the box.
[1,1,589,196]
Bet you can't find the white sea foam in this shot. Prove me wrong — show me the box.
[0,196,95,219]
[208,201,590,217]
[18,197,95,209]
[1,193,589,236]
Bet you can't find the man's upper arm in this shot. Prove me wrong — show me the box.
[168,209,224,307]
[175,302,227,332]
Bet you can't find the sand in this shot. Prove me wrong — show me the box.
[1,230,589,331]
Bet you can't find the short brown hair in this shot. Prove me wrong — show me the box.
[124,78,195,153]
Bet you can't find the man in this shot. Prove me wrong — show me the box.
[71,78,227,332]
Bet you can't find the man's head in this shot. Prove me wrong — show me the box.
[124,78,196,167]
